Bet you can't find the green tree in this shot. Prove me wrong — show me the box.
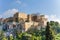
[45,22,54,40]
[50,21,55,26]
[10,34,13,40]
[2,36,8,40]
[55,33,60,40]
[50,21,60,34]
[50,21,59,27]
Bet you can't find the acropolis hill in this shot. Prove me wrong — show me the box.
[3,12,48,31]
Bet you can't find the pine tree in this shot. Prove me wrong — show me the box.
[45,22,54,40]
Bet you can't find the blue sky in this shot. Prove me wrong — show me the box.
[0,0,60,23]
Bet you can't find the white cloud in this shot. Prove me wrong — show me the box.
[16,0,27,7]
[0,15,2,18]
[16,0,22,4]
[45,15,48,18]
[2,9,18,18]
[45,14,60,23]
[50,15,56,19]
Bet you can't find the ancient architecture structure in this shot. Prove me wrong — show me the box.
[13,12,47,31]
[3,12,48,31]
[13,12,27,22]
